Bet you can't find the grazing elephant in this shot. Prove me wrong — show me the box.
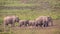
[28,20,35,26]
[19,20,29,27]
[4,15,19,27]
[35,16,53,27]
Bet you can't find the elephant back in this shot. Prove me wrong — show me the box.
[29,20,35,24]
[35,16,49,22]
[19,20,29,25]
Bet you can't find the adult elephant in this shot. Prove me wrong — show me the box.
[19,20,29,27]
[35,16,53,27]
[4,15,19,27]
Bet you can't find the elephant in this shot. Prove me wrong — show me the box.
[19,20,29,27]
[35,16,53,27]
[28,20,35,26]
[3,15,19,27]
[35,19,43,27]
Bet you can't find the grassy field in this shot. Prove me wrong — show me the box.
[0,0,60,34]
[0,0,60,20]
[0,20,60,34]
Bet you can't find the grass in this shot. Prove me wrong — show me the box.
[0,20,60,34]
[0,0,60,34]
[2,26,60,34]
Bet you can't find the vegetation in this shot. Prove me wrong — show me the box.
[0,0,60,34]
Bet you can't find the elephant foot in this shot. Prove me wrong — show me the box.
[43,25,48,27]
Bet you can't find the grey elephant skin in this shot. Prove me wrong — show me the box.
[28,20,35,26]
[19,20,29,27]
[35,16,53,27]
[3,16,19,27]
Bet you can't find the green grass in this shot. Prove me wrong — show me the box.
[0,9,60,20]
[0,0,60,20]
[0,0,60,34]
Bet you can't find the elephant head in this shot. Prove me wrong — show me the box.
[15,16,19,22]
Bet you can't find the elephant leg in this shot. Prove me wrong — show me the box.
[43,24,47,27]
[39,21,43,27]
[19,24,23,27]
[44,21,48,27]
[24,24,27,27]
[45,23,48,27]
[19,25,22,27]
[4,23,8,32]
[44,24,45,27]
[39,24,42,27]
[38,24,41,27]
[50,20,53,26]
[43,21,45,27]
[40,22,43,27]
[25,23,29,27]
[46,21,49,27]
[4,23,8,28]
[28,24,31,26]
[36,24,38,27]
[43,21,47,27]
[32,23,35,26]
[46,22,49,27]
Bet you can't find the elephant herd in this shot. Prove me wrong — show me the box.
[3,15,53,28]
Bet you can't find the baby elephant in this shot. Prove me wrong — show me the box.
[4,15,19,27]
[19,20,29,27]
[28,20,35,26]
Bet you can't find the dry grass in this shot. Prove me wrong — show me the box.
[0,20,60,34]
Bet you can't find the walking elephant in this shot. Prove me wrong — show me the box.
[19,20,29,27]
[35,16,53,27]
[3,15,19,27]
[35,19,43,27]
[28,20,35,26]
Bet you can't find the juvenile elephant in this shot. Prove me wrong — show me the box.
[4,15,19,27]
[19,20,29,27]
[35,19,43,27]
[35,16,53,27]
[28,20,35,26]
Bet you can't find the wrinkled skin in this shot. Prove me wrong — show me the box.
[28,20,35,26]
[4,16,19,27]
[19,20,29,27]
[35,16,53,27]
